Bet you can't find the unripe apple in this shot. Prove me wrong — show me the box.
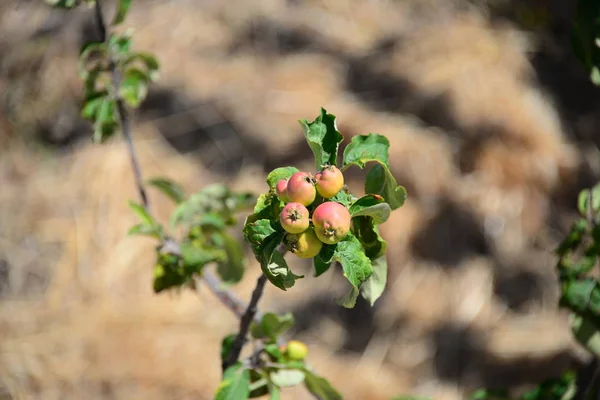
[280,202,310,234]
[286,172,316,206]
[285,340,308,361]
[287,228,322,258]
[312,201,351,244]
[275,179,289,202]
[315,165,344,198]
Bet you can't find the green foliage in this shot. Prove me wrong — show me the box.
[299,108,344,170]
[342,134,407,210]
[266,167,300,189]
[250,313,295,341]
[147,177,186,204]
[112,0,132,25]
[303,369,343,400]
[216,363,251,400]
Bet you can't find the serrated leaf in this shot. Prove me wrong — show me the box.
[365,164,407,210]
[303,369,342,400]
[335,286,359,308]
[147,177,186,204]
[299,108,343,170]
[215,363,250,400]
[313,244,335,277]
[220,334,236,363]
[331,234,373,289]
[217,233,245,284]
[127,223,162,239]
[360,256,387,306]
[342,133,390,169]
[349,194,391,224]
[128,200,155,225]
[330,189,356,208]
[270,369,305,387]
[112,0,131,25]
[266,167,300,189]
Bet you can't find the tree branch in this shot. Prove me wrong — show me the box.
[222,273,269,372]
[91,0,275,376]
[93,0,150,211]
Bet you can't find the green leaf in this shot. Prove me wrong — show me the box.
[215,363,250,400]
[266,167,300,189]
[128,200,155,226]
[352,217,387,260]
[270,369,305,387]
[81,94,106,120]
[264,243,303,290]
[335,286,359,308]
[331,234,373,289]
[93,98,118,143]
[330,189,356,209]
[119,68,149,108]
[220,334,236,363]
[349,194,391,224]
[78,42,107,79]
[559,278,597,314]
[365,164,407,211]
[269,385,281,400]
[299,108,344,170]
[264,343,283,361]
[251,312,295,340]
[108,33,132,56]
[127,223,162,239]
[342,133,390,169]
[303,369,342,400]
[578,189,591,216]
[217,233,245,284]
[125,52,160,81]
[180,240,226,270]
[360,256,387,306]
[571,314,600,358]
[313,244,335,277]
[342,134,406,210]
[147,177,186,204]
[112,0,131,25]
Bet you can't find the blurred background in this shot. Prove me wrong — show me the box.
[2,0,600,399]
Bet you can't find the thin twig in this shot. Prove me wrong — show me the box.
[93,0,150,211]
[222,273,269,372]
[200,270,249,319]
[91,0,278,377]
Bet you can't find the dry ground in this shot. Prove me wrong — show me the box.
[0,0,598,399]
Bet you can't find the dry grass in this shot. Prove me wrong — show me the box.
[0,0,590,399]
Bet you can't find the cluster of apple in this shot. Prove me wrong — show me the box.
[276,166,351,258]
